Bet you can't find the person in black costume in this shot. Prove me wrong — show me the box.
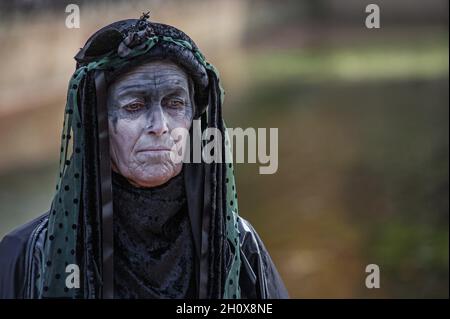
[0,13,288,299]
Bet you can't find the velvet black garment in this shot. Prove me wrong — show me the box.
[112,170,196,298]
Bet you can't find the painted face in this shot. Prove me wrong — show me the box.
[107,60,194,188]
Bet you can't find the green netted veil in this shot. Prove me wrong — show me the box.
[39,34,241,299]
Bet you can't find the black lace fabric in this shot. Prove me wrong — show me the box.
[112,170,196,298]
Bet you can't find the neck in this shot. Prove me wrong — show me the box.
[111,169,195,298]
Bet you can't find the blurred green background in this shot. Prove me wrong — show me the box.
[0,0,448,298]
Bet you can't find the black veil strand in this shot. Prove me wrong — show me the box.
[39,16,242,299]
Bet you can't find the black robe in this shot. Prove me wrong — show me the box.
[0,207,289,299]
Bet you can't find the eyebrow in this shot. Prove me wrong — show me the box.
[115,82,189,99]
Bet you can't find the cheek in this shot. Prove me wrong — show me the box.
[166,108,193,131]
[109,119,142,162]
[165,112,191,152]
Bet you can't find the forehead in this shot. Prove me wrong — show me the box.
[109,60,190,94]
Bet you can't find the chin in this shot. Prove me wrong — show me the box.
[129,163,182,188]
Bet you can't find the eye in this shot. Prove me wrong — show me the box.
[123,102,144,113]
[166,98,185,108]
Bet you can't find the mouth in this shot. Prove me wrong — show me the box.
[137,147,172,153]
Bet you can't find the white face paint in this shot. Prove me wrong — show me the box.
[107,60,194,188]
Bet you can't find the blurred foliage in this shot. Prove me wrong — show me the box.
[246,35,448,83]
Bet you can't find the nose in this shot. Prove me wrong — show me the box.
[146,107,169,136]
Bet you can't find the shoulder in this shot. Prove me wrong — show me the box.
[1,214,47,247]
[236,216,267,255]
[236,216,289,299]
[0,213,48,298]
